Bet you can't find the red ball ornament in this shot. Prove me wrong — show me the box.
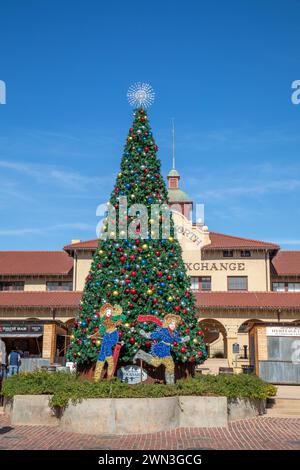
[189,356,195,363]
[119,331,124,338]
[167,275,172,280]
[155,251,161,257]
[185,292,191,298]
[157,271,163,277]
[121,268,126,274]
[174,306,180,311]
[125,279,130,284]
[73,353,77,358]
[145,341,152,348]
[120,256,126,263]
[185,328,189,334]
[129,337,136,345]
[130,271,137,277]
[196,330,203,336]
[180,347,186,354]
[173,341,178,347]
[129,255,135,261]
[131,288,137,294]
[152,298,158,303]
[197,351,203,357]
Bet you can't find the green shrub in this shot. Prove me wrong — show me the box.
[1,370,277,409]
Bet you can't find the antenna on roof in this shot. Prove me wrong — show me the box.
[172,118,175,170]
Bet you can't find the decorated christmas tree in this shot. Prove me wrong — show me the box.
[68,84,207,382]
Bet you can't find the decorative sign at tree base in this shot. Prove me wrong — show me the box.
[117,365,148,384]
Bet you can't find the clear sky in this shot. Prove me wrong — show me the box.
[0,0,299,250]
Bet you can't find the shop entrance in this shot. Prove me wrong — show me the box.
[198,319,227,358]
[249,322,300,384]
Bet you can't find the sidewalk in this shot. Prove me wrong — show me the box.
[275,386,300,399]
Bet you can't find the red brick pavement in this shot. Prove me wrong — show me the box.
[0,414,299,450]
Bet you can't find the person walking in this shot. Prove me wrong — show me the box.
[8,348,21,376]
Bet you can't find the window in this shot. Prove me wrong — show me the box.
[201,276,211,291]
[190,277,199,291]
[169,178,178,189]
[46,281,73,291]
[288,283,300,292]
[190,276,211,291]
[241,250,251,257]
[0,281,24,291]
[223,250,233,258]
[228,276,248,291]
[272,282,285,292]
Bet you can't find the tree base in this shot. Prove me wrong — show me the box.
[77,361,195,383]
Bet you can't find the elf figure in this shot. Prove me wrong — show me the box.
[89,303,125,382]
[133,313,190,384]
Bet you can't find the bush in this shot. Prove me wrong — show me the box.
[1,370,277,409]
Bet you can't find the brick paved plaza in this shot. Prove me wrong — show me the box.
[0,414,299,450]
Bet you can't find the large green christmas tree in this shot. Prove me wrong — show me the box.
[68,106,207,369]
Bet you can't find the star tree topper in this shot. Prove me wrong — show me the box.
[127,82,155,109]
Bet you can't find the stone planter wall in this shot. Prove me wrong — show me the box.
[228,397,266,422]
[6,395,265,435]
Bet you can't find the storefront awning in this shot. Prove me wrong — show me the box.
[0,333,43,338]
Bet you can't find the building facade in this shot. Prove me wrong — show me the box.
[0,167,299,375]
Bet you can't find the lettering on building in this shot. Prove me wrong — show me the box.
[184,262,246,272]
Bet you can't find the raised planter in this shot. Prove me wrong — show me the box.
[228,398,266,421]
[6,395,265,434]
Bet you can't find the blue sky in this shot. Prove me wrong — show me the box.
[0,0,299,250]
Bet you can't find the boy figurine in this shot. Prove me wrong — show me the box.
[89,303,125,382]
[133,313,189,384]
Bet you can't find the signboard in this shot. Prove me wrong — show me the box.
[185,262,245,272]
[0,324,44,336]
[232,343,240,354]
[117,365,148,384]
[266,326,300,337]
[66,361,76,372]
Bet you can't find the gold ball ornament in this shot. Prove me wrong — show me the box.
[96,340,101,347]
[113,290,119,297]
[149,219,154,225]
[98,249,104,255]
[118,172,122,178]
[142,243,148,250]
[125,322,130,328]
[168,236,174,242]
[193,338,198,344]
[110,231,115,237]
[147,289,153,295]
[168,296,173,302]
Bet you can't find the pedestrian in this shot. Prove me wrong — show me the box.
[0,339,7,379]
[8,348,21,376]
